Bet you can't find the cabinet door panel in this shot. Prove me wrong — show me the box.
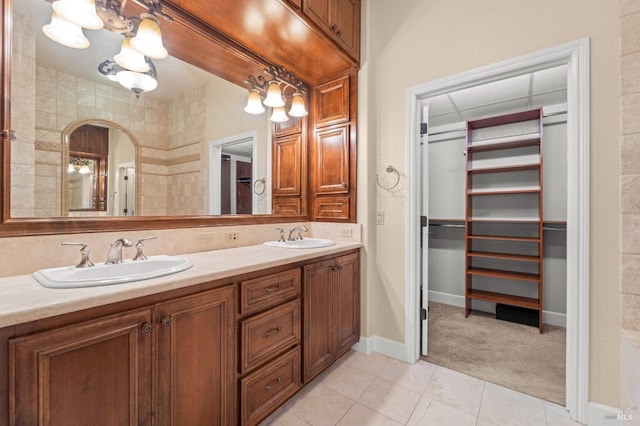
[303,259,335,382]
[316,76,350,128]
[314,125,350,194]
[303,0,332,29]
[333,0,360,59]
[273,134,302,196]
[334,253,360,355]
[155,286,235,426]
[10,309,152,426]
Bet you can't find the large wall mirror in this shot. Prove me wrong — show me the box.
[2,0,305,235]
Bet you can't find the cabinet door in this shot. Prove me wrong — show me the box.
[333,0,360,59]
[10,309,153,426]
[303,0,332,31]
[303,259,335,382]
[155,286,235,426]
[313,125,350,194]
[334,253,360,355]
[273,134,302,196]
[316,76,350,128]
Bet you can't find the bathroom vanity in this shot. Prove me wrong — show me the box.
[0,242,361,425]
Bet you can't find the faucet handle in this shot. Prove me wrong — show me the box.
[275,228,286,243]
[62,242,94,268]
[133,236,157,261]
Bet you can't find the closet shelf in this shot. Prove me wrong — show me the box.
[467,289,541,310]
[467,135,540,153]
[468,235,541,243]
[467,251,541,263]
[467,187,541,196]
[468,163,540,174]
[467,267,541,282]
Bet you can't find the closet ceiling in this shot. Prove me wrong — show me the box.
[428,65,568,128]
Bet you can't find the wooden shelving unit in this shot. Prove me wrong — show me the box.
[464,108,544,333]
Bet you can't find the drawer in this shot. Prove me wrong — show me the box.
[240,268,301,315]
[240,346,301,426]
[241,300,300,373]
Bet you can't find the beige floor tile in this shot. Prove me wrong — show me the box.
[260,409,309,425]
[406,399,478,426]
[339,350,392,376]
[544,402,582,426]
[358,377,422,424]
[423,366,485,417]
[320,358,377,400]
[478,387,546,426]
[484,382,545,409]
[337,403,403,426]
[476,420,499,426]
[287,384,355,426]
[378,359,437,394]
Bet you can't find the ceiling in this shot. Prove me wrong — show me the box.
[427,65,568,128]
[15,0,216,102]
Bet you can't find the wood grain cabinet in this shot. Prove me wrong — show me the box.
[9,286,236,425]
[303,252,360,382]
[302,0,361,61]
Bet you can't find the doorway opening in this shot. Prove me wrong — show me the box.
[405,38,590,423]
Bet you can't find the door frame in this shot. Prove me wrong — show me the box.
[405,38,590,423]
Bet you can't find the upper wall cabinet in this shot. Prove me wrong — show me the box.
[302,0,361,62]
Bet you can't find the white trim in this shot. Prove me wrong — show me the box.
[588,402,625,426]
[352,336,413,363]
[405,38,590,423]
[428,290,567,328]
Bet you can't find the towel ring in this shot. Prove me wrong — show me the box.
[253,178,266,196]
[376,165,400,190]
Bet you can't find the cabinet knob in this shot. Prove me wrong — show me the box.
[336,28,342,36]
[330,24,338,32]
[141,323,153,334]
[264,377,282,392]
[161,317,171,328]
[263,326,283,338]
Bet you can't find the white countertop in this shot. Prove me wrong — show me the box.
[0,241,362,329]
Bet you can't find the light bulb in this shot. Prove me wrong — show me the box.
[42,11,90,49]
[131,15,168,59]
[52,0,103,30]
[288,92,308,117]
[244,89,266,114]
[263,81,285,107]
[114,37,150,73]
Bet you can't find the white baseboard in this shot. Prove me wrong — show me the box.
[587,402,629,426]
[352,335,413,363]
[428,290,567,328]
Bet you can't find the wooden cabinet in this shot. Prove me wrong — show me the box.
[311,74,357,222]
[464,108,544,333]
[272,116,307,215]
[303,252,360,382]
[303,0,361,61]
[9,286,236,425]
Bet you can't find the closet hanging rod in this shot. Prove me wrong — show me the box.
[428,223,465,228]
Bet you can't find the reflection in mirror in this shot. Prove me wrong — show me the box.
[11,0,272,218]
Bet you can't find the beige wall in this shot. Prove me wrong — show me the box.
[359,0,620,406]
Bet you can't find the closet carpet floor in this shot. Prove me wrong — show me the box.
[422,302,566,405]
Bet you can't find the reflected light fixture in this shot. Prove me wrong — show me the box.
[43,0,173,97]
[78,163,92,174]
[42,11,90,49]
[245,65,308,122]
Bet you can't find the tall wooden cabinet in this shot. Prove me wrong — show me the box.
[464,108,544,333]
[10,286,236,425]
[303,252,360,382]
[302,0,361,61]
[272,115,307,215]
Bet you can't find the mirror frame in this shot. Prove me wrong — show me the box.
[0,0,309,237]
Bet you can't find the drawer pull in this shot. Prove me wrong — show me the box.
[263,326,283,338]
[264,377,282,392]
[263,283,282,294]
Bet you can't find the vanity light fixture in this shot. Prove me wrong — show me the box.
[43,0,172,96]
[245,65,308,122]
[68,156,92,174]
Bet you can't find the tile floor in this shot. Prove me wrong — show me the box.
[260,350,582,426]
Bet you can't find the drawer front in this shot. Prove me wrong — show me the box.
[240,269,301,315]
[241,300,301,372]
[240,347,301,426]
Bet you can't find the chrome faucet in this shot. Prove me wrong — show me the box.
[288,225,308,241]
[105,238,133,264]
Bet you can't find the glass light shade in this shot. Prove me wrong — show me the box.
[130,16,168,59]
[244,89,266,114]
[52,0,103,30]
[288,92,308,117]
[78,164,91,174]
[116,70,158,95]
[67,163,76,173]
[114,37,150,73]
[270,106,289,123]
[42,11,90,49]
[263,81,285,107]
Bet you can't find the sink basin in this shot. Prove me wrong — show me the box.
[33,255,193,289]
[263,238,336,249]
